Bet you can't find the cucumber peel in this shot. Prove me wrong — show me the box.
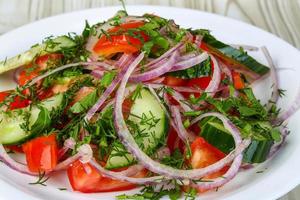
[0,93,64,145]
[200,33,269,79]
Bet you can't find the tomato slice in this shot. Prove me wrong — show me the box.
[93,22,149,57]
[22,134,58,173]
[189,137,229,193]
[67,160,147,193]
[232,71,245,90]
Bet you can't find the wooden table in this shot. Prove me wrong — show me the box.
[0,0,299,199]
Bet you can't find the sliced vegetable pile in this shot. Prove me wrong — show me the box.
[0,9,297,199]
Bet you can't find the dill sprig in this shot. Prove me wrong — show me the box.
[29,171,50,186]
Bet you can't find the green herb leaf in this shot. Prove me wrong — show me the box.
[30,106,51,135]
[70,89,98,114]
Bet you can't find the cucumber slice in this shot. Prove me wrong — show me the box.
[0,94,64,145]
[0,36,76,74]
[199,117,273,163]
[200,33,269,78]
[105,88,168,169]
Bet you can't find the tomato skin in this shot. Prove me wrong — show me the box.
[22,134,58,173]
[93,22,148,57]
[189,137,229,193]
[186,77,211,90]
[9,96,30,110]
[232,71,245,90]
[67,160,147,193]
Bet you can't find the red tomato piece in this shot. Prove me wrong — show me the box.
[189,137,229,193]
[232,71,245,90]
[22,134,58,173]
[9,96,30,110]
[186,77,211,90]
[67,160,147,193]
[93,22,148,57]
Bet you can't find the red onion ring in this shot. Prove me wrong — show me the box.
[91,69,105,79]
[113,51,250,179]
[55,144,93,171]
[116,54,134,68]
[84,54,144,121]
[130,51,179,82]
[144,42,183,69]
[169,90,193,112]
[268,125,290,158]
[194,35,203,47]
[169,52,208,72]
[261,46,279,110]
[28,61,114,87]
[0,144,36,176]
[13,67,22,84]
[220,61,233,83]
[192,154,243,190]
[274,85,300,124]
[170,106,196,142]
[89,159,166,184]
[205,55,221,94]
[179,52,199,61]
[58,137,76,159]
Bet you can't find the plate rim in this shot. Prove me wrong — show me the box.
[0,5,299,200]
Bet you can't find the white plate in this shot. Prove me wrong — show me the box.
[0,5,300,200]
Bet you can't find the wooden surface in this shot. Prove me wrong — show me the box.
[0,0,299,199]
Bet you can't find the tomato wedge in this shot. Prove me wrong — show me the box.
[93,22,149,57]
[189,137,229,193]
[67,160,147,193]
[22,134,58,173]
[18,53,63,86]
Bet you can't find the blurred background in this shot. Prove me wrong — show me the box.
[0,0,299,199]
[0,0,300,49]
